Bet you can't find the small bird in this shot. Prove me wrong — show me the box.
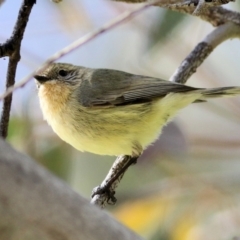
[35,63,240,157]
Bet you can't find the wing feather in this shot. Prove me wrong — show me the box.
[78,69,199,107]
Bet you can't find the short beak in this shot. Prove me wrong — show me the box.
[34,75,50,83]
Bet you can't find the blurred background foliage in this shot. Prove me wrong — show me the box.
[1,0,240,239]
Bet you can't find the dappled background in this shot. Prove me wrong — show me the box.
[1,0,240,239]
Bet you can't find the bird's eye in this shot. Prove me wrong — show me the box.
[58,69,68,77]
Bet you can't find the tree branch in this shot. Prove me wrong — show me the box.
[0,0,36,138]
[192,0,235,16]
[91,155,138,207]
[113,0,240,27]
[170,22,240,84]
[0,138,143,240]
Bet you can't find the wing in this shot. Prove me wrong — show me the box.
[78,68,200,107]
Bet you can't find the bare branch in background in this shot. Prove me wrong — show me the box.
[113,0,240,26]
[170,42,213,84]
[170,22,240,84]
[0,0,36,138]
[192,0,235,15]
[0,139,143,240]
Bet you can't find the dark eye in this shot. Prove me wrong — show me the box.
[58,69,68,77]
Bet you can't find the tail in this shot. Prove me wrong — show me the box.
[199,87,240,100]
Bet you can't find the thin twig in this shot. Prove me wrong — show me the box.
[0,59,20,138]
[170,22,240,84]
[170,42,213,84]
[113,0,240,27]
[158,2,240,26]
[91,155,138,207]
[192,0,235,16]
[0,0,36,138]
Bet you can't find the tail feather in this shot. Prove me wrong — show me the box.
[199,87,240,100]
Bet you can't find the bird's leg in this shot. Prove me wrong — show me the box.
[91,154,139,207]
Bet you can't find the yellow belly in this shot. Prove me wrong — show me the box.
[39,83,201,156]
